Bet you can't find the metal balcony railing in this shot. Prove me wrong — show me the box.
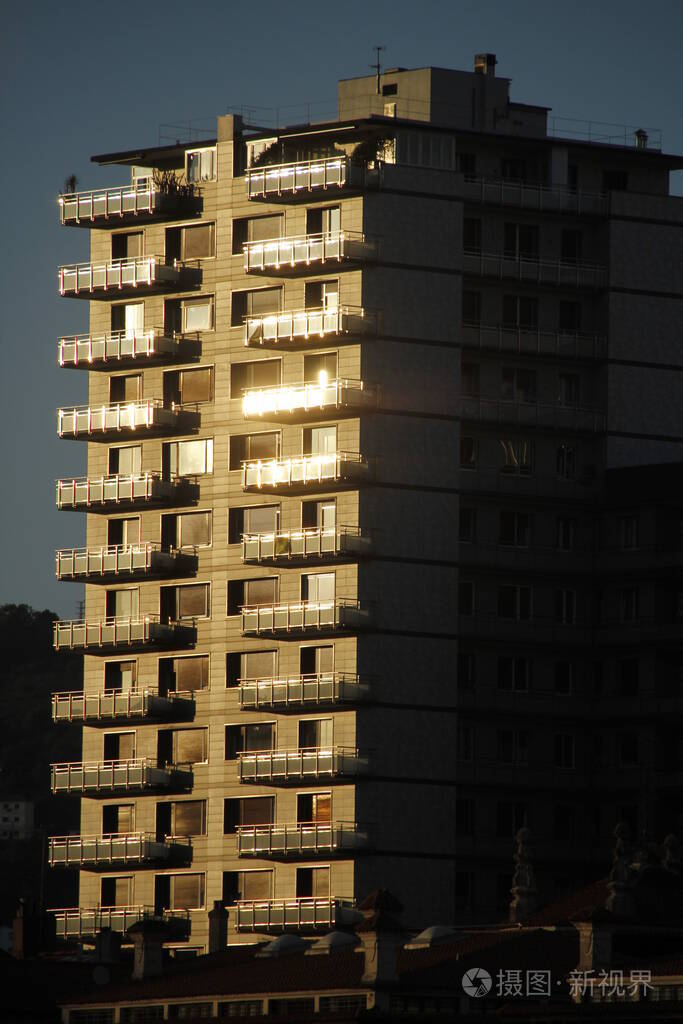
[462,177,607,216]
[243,231,376,272]
[56,473,187,511]
[57,400,184,439]
[236,821,367,857]
[58,256,180,296]
[58,328,185,369]
[48,832,191,868]
[463,251,606,289]
[245,156,363,199]
[242,378,377,420]
[242,525,370,563]
[50,758,192,795]
[238,672,367,709]
[237,746,367,783]
[51,905,191,939]
[55,543,195,580]
[234,896,356,932]
[245,305,374,348]
[240,599,369,635]
[459,397,606,433]
[242,451,369,491]
[53,615,195,651]
[51,688,194,724]
[461,323,607,361]
[58,179,194,225]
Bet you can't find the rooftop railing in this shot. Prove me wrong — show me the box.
[58,256,180,297]
[50,758,193,794]
[240,599,369,635]
[242,378,377,420]
[243,231,376,272]
[55,542,195,580]
[460,322,607,361]
[48,832,191,867]
[52,687,194,724]
[51,905,190,939]
[238,671,367,709]
[53,615,194,651]
[245,305,374,348]
[463,251,606,289]
[58,328,188,369]
[241,525,370,563]
[462,176,607,216]
[238,746,367,784]
[56,473,188,511]
[57,400,184,439]
[242,451,369,491]
[236,821,367,857]
[245,156,364,199]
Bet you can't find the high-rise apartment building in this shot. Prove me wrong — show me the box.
[49,55,683,951]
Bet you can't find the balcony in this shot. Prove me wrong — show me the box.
[463,251,606,290]
[56,473,197,512]
[242,452,369,494]
[51,905,190,941]
[53,616,196,652]
[55,543,197,582]
[461,323,606,361]
[240,600,369,637]
[59,180,197,227]
[57,400,195,441]
[48,832,191,869]
[242,378,377,422]
[50,758,193,795]
[245,156,364,200]
[460,397,605,433]
[242,526,371,564]
[237,822,368,858]
[58,329,195,370]
[243,231,377,275]
[52,688,194,725]
[58,256,192,299]
[238,746,368,784]
[462,177,607,217]
[234,896,356,933]
[238,672,368,710]
[245,306,375,350]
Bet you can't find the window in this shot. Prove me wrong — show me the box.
[102,804,134,836]
[497,730,529,764]
[297,792,332,824]
[156,800,207,838]
[463,218,481,254]
[457,724,473,762]
[500,438,533,474]
[504,223,539,260]
[499,510,531,547]
[218,1001,265,1018]
[553,805,576,841]
[561,229,582,263]
[618,659,639,697]
[454,871,474,910]
[558,373,580,407]
[222,869,273,904]
[460,436,477,469]
[166,223,215,262]
[169,296,214,333]
[164,438,213,477]
[556,443,576,480]
[111,301,144,335]
[100,876,133,907]
[163,368,213,406]
[230,359,280,396]
[296,866,329,898]
[457,651,476,690]
[496,801,527,837]
[501,157,526,181]
[554,734,575,769]
[497,657,530,692]
[306,206,341,235]
[160,583,210,622]
[559,300,582,332]
[303,352,338,384]
[229,505,280,543]
[168,1004,213,1020]
[168,873,205,910]
[461,362,479,397]
[232,214,284,253]
[303,425,337,456]
[225,723,275,759]
[502,295,538,329]
[230,432,279,469]
[161,511,212,550]
[619,516,639,550]
[224,796,274,833]
[619,587,639,622]
[382,82,398,96]
[501,366,536,402]
[227,577,278,615]
[103,732,135,760]
[227,649,277,687]
[104,660,137,692]
[186,147,216,182]
[458,580,474,616]
[498,585,532,620]
[603,169,628,192]
[319,996,367,1016]
[106,588,139,620]
[301,572,335,603]
[554,662,574,696]
[231,287,282,326]
[304,279,339,310]
[109,445,142,476]
[555,588,576,625]
[456,798,475,836]
[301,499,336,530]
[111,231,142,260]
[556,517,575,551]
[459,508,476,542]
[158,728,208,765]
[108,517,140,547]
[457,152,477,178]
[462,290,481,324]
[110,374,142,403]
[158,655,210,695]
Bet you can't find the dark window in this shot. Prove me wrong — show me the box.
[230,359,281,396]
[157,728,207,765]
[500,439,533,474]
[556,517,575,551]
[463,218,481,254]
[382,82,398,96]
[223,796,274,833]
[502,295,538,328]
[559,300,582,332]
[603,170,629,192]
[163,368,213,407]
[498,585,532,620]
[496,874,512,913]
[501,158,526,181]
[160,583,209,622]
[459,508,476,542]
[553,805,576,841]
[227,577,278,615]
[618,659,639,697]
[225,723,275,760]
[454,871,474,910]
[460,436,477,469]
[554,662,574,696]
[555,588,576,625]
[232,214,284,253]
[457,152,477,179]
[231,287,281,326]
[456,798,475,836]
[226,649,277,687]
[504,223,539,260]
[554,734,575,769]
[230,432,280,469]
[561,229,582,263]
[497,730,529,764]
[497,657,530,692]
[496,801,527,837]
[556,443,576,480]
[457,652,476,689]
[158,655,209,695]
[457,725,473,761]
[619,734,639,766]
[458,580,474,616]
[462,290,481,324]
[229,504,279,543]
[111,231,142,260]
[499,510,530,547]
[501,366,536,402]
[461,362,480,396]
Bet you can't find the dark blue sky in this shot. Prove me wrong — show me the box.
[1,0,682,617]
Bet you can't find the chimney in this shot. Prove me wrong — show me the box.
[474,53,497,76]
[634,128,648,151]
[128,919,168,980]
[208,900,228,953]
[12,899,55,959]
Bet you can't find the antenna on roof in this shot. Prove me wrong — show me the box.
[371,45,385,94]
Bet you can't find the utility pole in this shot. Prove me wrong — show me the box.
[371,45,385,94]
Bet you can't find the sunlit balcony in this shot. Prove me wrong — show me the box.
[56,473,197,512]
[242,377,378,422]
[237,821,368,858]
[242,452,369,494]
[58,256,185,299]
[51,905,190,940]
[462,177,607,216]
[234,896,356,933]
[57,400,195,440]
[59,179,197,226]
[463,251,606,289]
[240,600,369,636]
[53,616,196,652]
[55,543,197,582]
[52,688,194,725]
[48,832,191,868]
[238,672,368,710]
[459,397,606,433]
[50,758,193,795]
[238,746,368,784]
[243,231,377,274]
[245,305,375,349]
[461,322,607,361]
[242,526,371,564]
[58,329,194,370]
[245,156,364,200]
